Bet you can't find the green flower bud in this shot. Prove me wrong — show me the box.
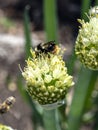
[22,46,74,107]
[75,7,98,70]
[0,124,14,130]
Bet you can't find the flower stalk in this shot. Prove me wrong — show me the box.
[43,109,61,130]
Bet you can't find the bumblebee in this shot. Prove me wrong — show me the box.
[0,96,15,114]
[35,41,60,56]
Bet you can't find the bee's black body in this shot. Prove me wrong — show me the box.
[35,41,59,56]
[0,96,15,114]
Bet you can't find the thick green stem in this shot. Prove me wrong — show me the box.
[43,109,61,130]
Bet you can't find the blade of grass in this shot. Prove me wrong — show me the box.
[43,0,58,42]
[81,0,91,21]
[67,67,97,130]
[24,6,32,59]
[17,75,30,102]
[67,49,76,75]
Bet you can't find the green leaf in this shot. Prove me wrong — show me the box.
[43,0,58,42]
[24,6,32,59]
[81,0,91,21]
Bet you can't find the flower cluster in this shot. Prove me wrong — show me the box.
[0,124,14,130]
[22,47,74,105]
[75,6,98,70]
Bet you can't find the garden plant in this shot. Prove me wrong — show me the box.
[1,0,98,130]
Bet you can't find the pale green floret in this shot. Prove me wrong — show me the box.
[89,6,98,18]
[22,49,74,105]
[75,17,98,70]
[0,124,14,130]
